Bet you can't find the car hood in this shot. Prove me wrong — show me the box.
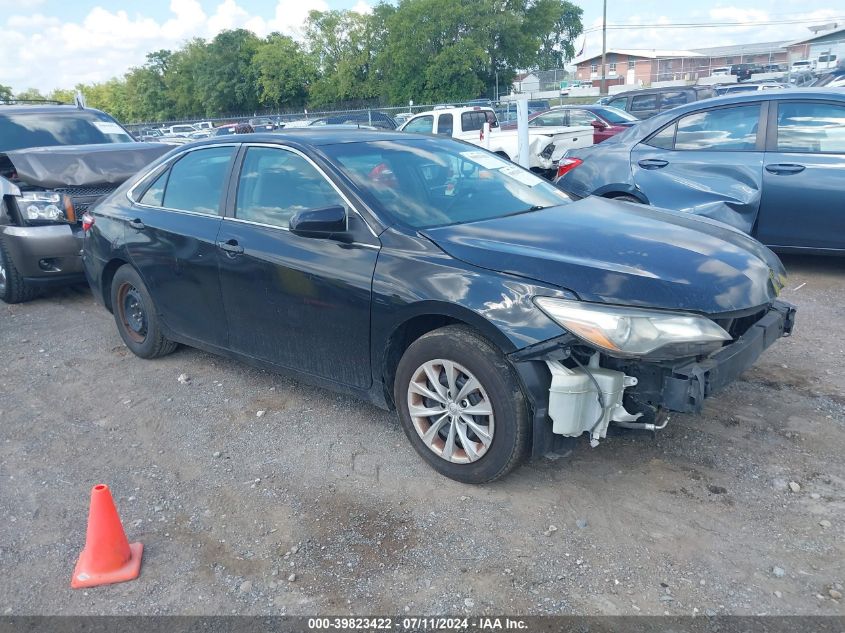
[5,142,171,189]
[421,197,786,314]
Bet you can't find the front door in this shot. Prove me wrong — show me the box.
[216,145,380,389]
[630,103,765,232]
[123,145,236,347]
[756,99,845,250]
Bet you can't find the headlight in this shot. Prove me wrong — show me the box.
[20,191,73,223]
[534,297,731,357]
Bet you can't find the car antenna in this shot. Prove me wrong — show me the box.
[74,91,87,110]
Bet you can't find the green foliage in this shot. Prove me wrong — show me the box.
[254,33,315,108]
[40,0,582,122]
[0,84,12,101]
[14,87,47,101]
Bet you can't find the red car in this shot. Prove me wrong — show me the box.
[501,105,639,144]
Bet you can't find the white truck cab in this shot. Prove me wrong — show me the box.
[399,106,592,176]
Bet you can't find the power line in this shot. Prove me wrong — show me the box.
[582,16,845,34]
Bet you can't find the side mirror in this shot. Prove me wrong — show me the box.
[591,120,608,130]
[289,205,347,238]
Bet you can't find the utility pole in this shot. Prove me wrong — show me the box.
[600,0,607,95]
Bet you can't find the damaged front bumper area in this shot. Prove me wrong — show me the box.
[510,300,796,454]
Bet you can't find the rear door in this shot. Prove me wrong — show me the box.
[123,145,236,347]
[215,144,380,388]
[756,99,845,250]
[629,102,765,232]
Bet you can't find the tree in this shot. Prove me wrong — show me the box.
[164,38,208,118]
[194,29,261,116]
[15,87,47,101]
[0,84,12,102]
[254,34,315,108]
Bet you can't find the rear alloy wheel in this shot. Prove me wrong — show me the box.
[110,265,178,359]
[395,325,530,483]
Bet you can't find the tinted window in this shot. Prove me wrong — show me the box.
[461,111,487,132]
[645,124,676,149]
[326,138,572,229]
[673,105,759,151]
[607,97,628,110]
[404,116,434,134]
[630,94,658,112]
[0,111,133,152]
[235,147,345,229]
[777,102,845,153]
[139,171,168,206]
[437,114,453,135]
[162,146,234,215]
[660,91,688,108]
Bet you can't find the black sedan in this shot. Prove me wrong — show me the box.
[82,131,794,483]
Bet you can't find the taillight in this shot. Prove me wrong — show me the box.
[555,158,583,179]
[82,212,95,232]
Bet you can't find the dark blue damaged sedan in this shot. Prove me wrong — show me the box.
[555,89,845,254]
[82,130,795,483]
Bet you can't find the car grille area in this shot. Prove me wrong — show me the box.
[54,185,118,216]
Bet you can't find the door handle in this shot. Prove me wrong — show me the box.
[128,219,145,230]
[765,163,805,175]
[217,239,244,255]
[637,159,669,170]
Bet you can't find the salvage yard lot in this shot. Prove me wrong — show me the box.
[1,255,843,616]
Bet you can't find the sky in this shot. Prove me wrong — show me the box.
[0,0,842,92]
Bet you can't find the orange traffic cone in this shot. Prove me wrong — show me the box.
[71,484,143,589]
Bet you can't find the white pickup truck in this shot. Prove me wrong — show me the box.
[398,106,593,176]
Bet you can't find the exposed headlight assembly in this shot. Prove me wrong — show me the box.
[20,191,73,223]
[534,297,731,357]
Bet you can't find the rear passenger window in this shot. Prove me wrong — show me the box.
[162,146,235,214]
[777,102,845,153]
[235,147,345,229]
[139,171,167,206]
[660,91,688,108]
[673,105,759,151]
[645,124,676,149]
[630,94,657,112]
[437,114,453,135]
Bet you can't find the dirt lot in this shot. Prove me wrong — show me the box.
[0,255,843,616]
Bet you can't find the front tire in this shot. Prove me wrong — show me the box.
[394,325,530,483]
[0,237,37,304]
[110,264,177,359]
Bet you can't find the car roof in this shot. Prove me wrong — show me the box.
[412,106,493,116]
[628,88,845,139]
[185,129,410,147]
[609,85,713,98]
[0,104,111,116]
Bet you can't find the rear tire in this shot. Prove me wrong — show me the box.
[394,325,530,483]
[0,236,37,304]
[110,264,177,359]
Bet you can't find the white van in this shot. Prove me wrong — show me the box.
[816,53,839,71]
[711,67,731,77]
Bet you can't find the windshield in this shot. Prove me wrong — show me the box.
[324,137,572,229]
[595,106,638,124]
[0,110,133,152]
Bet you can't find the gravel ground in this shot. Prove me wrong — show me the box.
[0,254,843,616]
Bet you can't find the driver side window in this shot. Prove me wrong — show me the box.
[404,116,434,134]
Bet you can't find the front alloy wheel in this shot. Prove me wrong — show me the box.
[407,359,494,463]
[395,325,530,483]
